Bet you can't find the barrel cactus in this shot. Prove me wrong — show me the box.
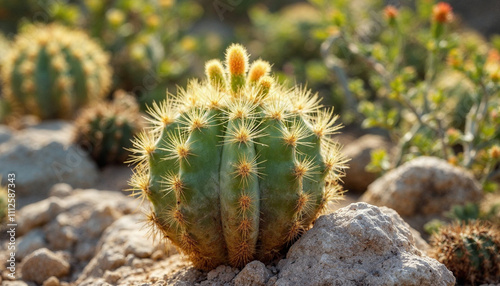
[128,44,347,270]
[74,91,143,167]
[0,182,7,223]
[430,221,500,285]
[1,23,112,119]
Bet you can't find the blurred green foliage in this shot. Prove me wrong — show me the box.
[316,0,500,189]
[0,0,498,188]
[236,3,345,110]
[0,0,228,111]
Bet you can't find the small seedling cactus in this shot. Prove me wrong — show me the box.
[430,221,500,285]
[1,24,112,119]
[128,44,347,270]
[74,91,143,167]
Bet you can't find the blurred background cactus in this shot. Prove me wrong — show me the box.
[74,91,143,167]
[430,221,500,285]
[128,44,346,270]
[0,0,80,34]
[79,0,204,92]
[1,24,112,119]
[0,181,7,223]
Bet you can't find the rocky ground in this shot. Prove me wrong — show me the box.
[0,121,496,285]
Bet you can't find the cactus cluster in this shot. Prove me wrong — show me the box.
[74,91,143,167]
[129,44,347,270]
[1,24,112,119]
[430,221,500,285]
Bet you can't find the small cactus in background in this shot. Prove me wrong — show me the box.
[74,91,143,167]
[129,44,347,270]
[430,221,500,285]
[0,182,7,223]
[1,24,112,119]
[0,33,12,124]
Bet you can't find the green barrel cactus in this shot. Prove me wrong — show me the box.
[0,182,7,223]
[430,221,500,285]
[129,44,347,270]
[74,91,143,167]
[1,23,112,119]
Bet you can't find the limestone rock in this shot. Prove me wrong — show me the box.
[21,248,70,284]
[17,189,135,236]
[0,121,98,200]
[379,206,430,252]
[361,156,482,217]
[75,214,159,283]
[275,203,455,286]
[17,197,64,236]
[49,183,73,198]
[234,261,272,286]
[42,276,60,286]
[17,228,46,260]
[0,125,12,144]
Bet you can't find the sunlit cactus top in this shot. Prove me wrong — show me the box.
[128,44,347,270]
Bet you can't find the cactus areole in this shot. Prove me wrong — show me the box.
[129,44,346,270]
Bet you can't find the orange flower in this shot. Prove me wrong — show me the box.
[447,156,458,166]
[447,49,462,69]
[384,6,398,20]
[489,145,500,159]
[432,2,453,23]
[487,49,500,63]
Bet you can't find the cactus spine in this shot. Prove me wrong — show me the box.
[129,44,346,270]
[430,221,500,285]
[74,91,143,166]
[1,24,112,119]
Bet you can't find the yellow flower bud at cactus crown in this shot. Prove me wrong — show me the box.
[258,75,273,96]
[226,43,248,76]
[205,59,225,89]
[226,44,249,94]
[248,59,271,84]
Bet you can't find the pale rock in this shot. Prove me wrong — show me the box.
[103,270,121,284]
[17,197,64,236]
[17,228,46,260]
[379,206,430,252]
[274,203,455,286]
[49,183,73,198]
[362,156,482,217]
[21,248,70,284]
[204,265,238,284]
[165,267,204,286]
[2,282,31,286]
[234,261,272,286]
[75,241,97,261]
[18,188,135,236]
[42,276,60,286]
[45,212,78,250]
[0,125,12,144]
[75,214,158,283]
[0,121,98,199]
[84,205,120,237]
